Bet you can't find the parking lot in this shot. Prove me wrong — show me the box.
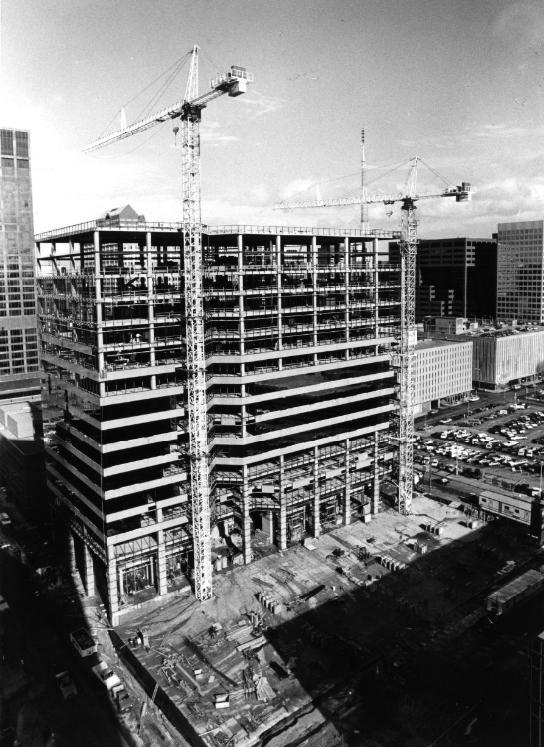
[414,387,544,509]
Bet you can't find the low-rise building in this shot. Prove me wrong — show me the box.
[486,569,544,616]
[0,397,46,519]
[471,327,544,389]
[414,339,473,415]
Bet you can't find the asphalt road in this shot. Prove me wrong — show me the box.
[0,524,132,747]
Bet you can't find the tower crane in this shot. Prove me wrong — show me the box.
[276,158,471,514]
[84,46,253,601]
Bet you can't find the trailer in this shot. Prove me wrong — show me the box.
[486,569,544,616]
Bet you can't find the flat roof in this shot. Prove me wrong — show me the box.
[415,339,471,350]
[488,569,544,605]
[35,221,400,242]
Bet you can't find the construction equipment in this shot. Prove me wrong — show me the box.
[84,46,253,600]
[276,157,471,514]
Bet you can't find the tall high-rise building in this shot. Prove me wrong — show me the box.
[497,220,544,323]
[0,128,40,401]
[36,212,400,623]
[390,237,497,321]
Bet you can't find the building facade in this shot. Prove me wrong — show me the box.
[413,339,473,414]
[391,237,497,322]
[470,328,544,389]
[36,216,400,623]
[0,128,40,401]
[497,220,544,324]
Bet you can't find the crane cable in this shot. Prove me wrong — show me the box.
[96,51,193,141]
[284,158,412,204]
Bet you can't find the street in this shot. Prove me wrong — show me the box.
[0,522,132,747]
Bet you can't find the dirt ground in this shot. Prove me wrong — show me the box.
[116,494,539,746]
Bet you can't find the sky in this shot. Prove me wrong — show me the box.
[1,0,544,237]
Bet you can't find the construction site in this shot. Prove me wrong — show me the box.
[32,46,543,747]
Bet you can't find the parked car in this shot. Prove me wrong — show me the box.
[92,661,121,691]
[0,595,8,612]
[0,513,11,527]
[56,671,77,700]
[111,684,134,713]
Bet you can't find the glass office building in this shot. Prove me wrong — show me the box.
[497,220,544,324]
[0,128,40,400]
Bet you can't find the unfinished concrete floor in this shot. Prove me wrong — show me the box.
[116,496,538,747]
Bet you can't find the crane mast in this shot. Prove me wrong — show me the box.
[275,159,471,514]
[394,197,417,514]
[84,46,253,601]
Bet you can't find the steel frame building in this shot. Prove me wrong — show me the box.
[36,216,400,623]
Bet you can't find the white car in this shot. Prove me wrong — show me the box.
[439,418,452,424]
[0,595,9,611]
[0,513,11,526]
[92,661,121,691]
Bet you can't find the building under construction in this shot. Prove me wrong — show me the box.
[36,208,401,623]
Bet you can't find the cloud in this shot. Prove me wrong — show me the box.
[238,90,287,118]
[472,123,537,138]
[279,178,319,201]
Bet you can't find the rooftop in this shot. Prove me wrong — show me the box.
[488,569,544,605]
[35,220,401,242]
[415,338,472,351]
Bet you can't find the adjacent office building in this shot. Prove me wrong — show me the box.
[0,128,40,400]
[391,237,497,322]
[414,338,473,415]
[36,213,400,622]
[471,327,544,389]
[497,220,544,324]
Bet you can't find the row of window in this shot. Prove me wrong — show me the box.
[0,130,28,158]
[1,158,29,170]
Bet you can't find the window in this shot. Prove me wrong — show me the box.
[15,131,28,158]
[1,158,14,168]
[17,159,29,170]
[0,130,13,156]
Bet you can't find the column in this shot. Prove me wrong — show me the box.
[68,529,77,575]
[107,545,120,627]
[373,238,380,344]
[312,445,321,538]
[261,511,274,542]
[157,529,168,596]
[94,231,106,396]
[238,234,245,356]
[146,231,157,389]
[278,455,287,550]
[343,439,351,525]
[312,236,318,350]
[276,236,283,352]
[371,430,380,516]
[242,464,252,564]
[344,238,350,352]
[83,543,95,596]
